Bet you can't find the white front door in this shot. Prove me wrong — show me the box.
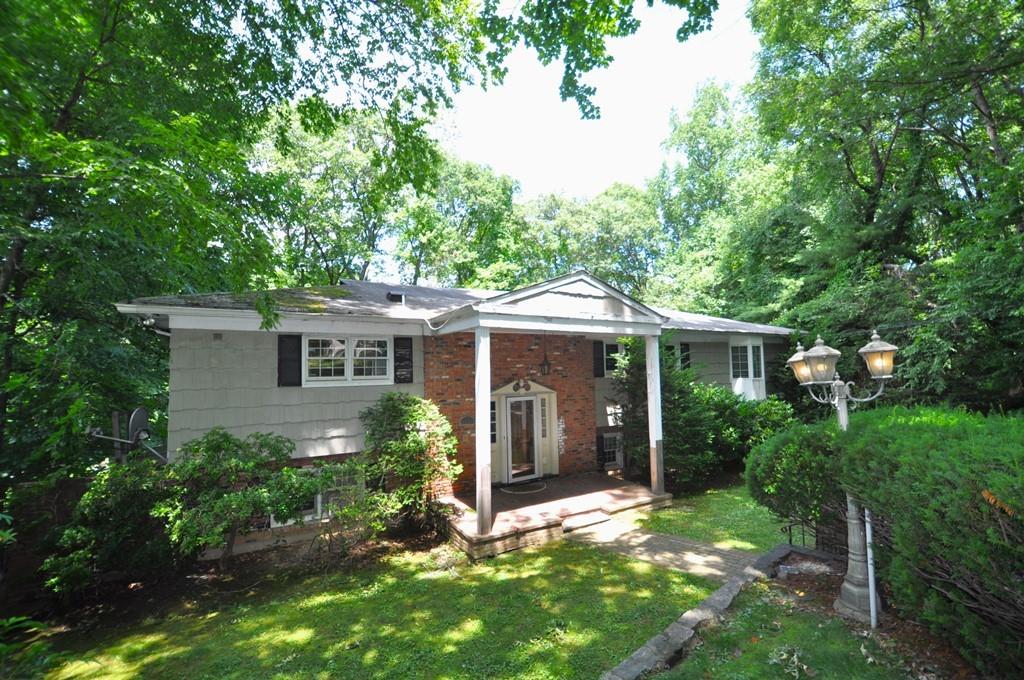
[506,396,541,482]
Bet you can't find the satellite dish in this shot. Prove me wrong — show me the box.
[128,407,151,445]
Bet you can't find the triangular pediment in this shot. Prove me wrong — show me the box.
[478,271,663,323]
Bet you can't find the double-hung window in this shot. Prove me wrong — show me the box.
[730,344,764,380]
[303,336,392,385]
[604,343,620,372]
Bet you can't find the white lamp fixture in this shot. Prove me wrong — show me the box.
[786,342,813,385]
[802,336,842,384]
[858,330,898,380]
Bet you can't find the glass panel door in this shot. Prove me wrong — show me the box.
[507,397,539,481]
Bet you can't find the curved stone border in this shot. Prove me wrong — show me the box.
[601,544,838,680]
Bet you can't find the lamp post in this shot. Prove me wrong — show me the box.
[786,331,898,629]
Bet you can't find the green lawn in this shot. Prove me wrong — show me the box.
[51,541,714,680]
[635,481,787,553]
[658,582,911,679]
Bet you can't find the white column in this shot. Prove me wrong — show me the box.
[645,335,665,495]
[474,327,493,535]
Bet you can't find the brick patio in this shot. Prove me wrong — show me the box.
[441,472,672,558]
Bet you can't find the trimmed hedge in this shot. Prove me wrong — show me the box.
[745,419,843,526]
[839,407,1023,677]
[746,406,1024,676]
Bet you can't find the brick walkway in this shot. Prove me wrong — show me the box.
[567,517,758,582]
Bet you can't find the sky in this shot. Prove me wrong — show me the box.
[433,0,760,201]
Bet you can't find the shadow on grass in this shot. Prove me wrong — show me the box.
[52,542,714,680]
[637,483,787,553]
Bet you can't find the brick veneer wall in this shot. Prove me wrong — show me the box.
[424,333,598,495]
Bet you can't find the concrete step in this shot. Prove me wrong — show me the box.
[562,510,612,532]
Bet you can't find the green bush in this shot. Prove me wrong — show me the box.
[42,458,176,595]
[838,406,1024,677]
[613,338,796,490]
[745,420,843,525]
[358,392,461,523]
[155,428,328,569]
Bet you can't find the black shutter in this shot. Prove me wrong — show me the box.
[593,340,605,377]
[394,337,414,384]
[596,431,604,464]
[277,334,302,386]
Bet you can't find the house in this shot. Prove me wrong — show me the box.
[117,271,790,556]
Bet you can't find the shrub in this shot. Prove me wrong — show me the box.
[745,420,843,525]
[613,338,796,490]
[358,392,461,524]
[155,428,327,569]
[42,458,175,595]
[838,406,1024,677]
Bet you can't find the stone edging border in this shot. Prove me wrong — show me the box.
[600,543,839,680]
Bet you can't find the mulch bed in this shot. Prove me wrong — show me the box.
[772,553,979,680]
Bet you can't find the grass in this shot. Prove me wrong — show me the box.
[50,541,714,680]
[636,481,786,553]
[658,582,912,679]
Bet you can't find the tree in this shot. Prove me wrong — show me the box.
[257,109,437,285]
[0,0,721,482]
[394,156,523,286]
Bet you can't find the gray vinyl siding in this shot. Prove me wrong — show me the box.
[168,329,424,459]
[687,341,731,387]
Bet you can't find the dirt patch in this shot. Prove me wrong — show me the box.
[46,532,445,638]
[771,557,979,680]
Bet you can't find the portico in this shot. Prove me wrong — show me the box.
[426,271,668,539]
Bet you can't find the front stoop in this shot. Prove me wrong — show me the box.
[561,510,612,532]
[444,491,674,559]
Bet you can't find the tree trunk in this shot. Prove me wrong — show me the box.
[220,522,240,571]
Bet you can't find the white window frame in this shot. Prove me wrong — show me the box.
[604,342,621,372]
[301,335,393,387]
[270,494,321,528]
[729,337,766,400]
[600,431,624,469]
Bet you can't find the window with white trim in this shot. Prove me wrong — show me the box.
[730,346,749,379]
[730,344,764,380]
[540,398,548,438]
[604,343,620,372]
[679,343,691,370]
[489,401,497,444]
[599,432,623,468]
[303,335,392,385]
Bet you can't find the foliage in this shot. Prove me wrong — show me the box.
[1,0,717,487]
[838,406,1024,676]
[636,482,786,553]
[42,458,175,596]
[0,615,64,679]
[663,583,910,680]
[394,155,524,287]
[614,337,796,490]
[155,428,327,569]
[51,541,714,679]
[358,393,461,524]
[256,108,438,285]
[745,420,843,526]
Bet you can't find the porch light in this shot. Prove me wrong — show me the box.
[786,342,813,385]
[802,336,841,384]
[858,331,898,380]
[540,355,551,375]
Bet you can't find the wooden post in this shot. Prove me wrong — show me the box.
[475,327,493,535]
[645,335,664,494]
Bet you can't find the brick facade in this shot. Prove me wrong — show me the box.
[424,333,598,494]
